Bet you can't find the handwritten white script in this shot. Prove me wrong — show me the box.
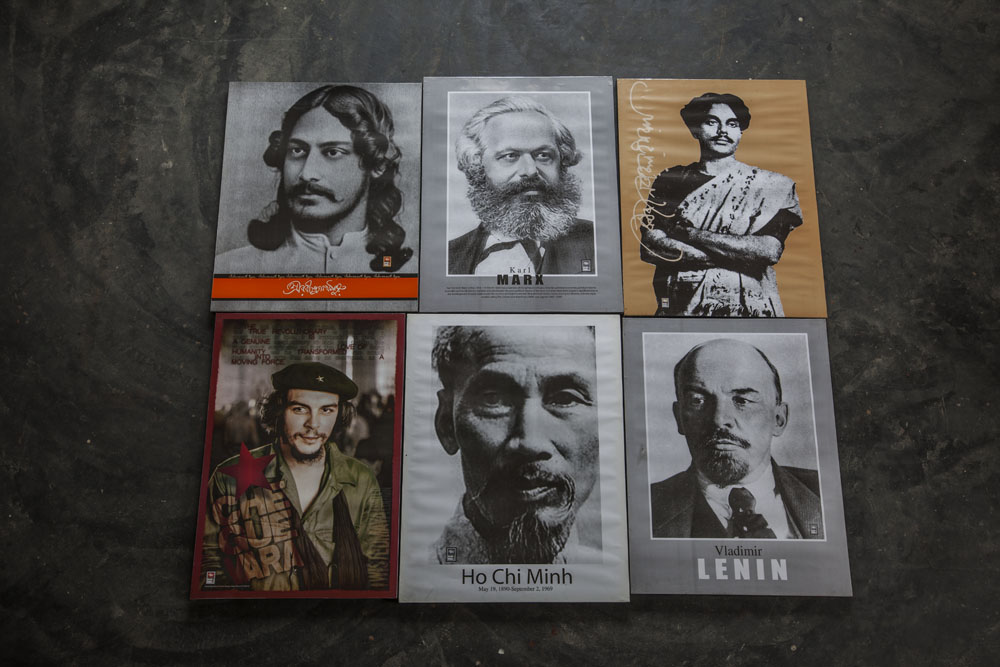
[627,80,681,263]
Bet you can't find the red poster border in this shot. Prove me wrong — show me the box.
[189,312,406,599]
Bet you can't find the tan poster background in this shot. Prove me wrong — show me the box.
[617,79,827,317]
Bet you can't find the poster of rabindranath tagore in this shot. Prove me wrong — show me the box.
[617,79,827,318]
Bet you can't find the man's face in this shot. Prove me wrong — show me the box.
[480,111,562,189]
[282,107,369,225]
[437,327,599,562]
[464,111,582,244]
[691,103,743,159]
[673,340,787,486]
[282,388,340,462]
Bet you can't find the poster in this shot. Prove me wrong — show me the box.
[623,318,851,596]
[190,314,404,599]
[399,314,629,602]
[210,82,421,312]
[617,79,827,317]
[419,77,624,312]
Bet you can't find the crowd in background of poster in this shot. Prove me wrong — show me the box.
[192,76,850,602]
[191,314,404,599]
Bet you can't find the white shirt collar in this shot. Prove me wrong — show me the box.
[696,463,794,539]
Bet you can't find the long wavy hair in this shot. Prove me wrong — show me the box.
[248,85,413,272]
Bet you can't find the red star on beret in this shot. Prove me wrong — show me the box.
[219,443,275,499]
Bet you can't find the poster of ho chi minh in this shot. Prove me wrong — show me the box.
[617,79,828,318]
[623,318,851,596]
[398,314,629,602]
[418,76,624,313]
[190,313,404,599]
[210,82,421,312]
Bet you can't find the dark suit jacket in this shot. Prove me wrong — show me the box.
[649,460,823,539]
[447,219,595,275]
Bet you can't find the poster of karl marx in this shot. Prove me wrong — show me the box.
[447,95,595,276]
[622,319,852,596]
[211,82,421,312]
[398,314,629,603]
[419,77,624,313]
[617,80,828,318]
[190,314,404,599]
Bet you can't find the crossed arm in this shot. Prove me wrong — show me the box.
[640,224,784,272]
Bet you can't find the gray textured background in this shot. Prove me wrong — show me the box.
[1,0,997,665]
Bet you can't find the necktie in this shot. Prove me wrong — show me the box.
[479,239,543,270]
[728,487,777,539]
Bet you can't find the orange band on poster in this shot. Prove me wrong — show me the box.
[212,277,418,300]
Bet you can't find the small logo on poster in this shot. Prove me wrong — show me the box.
[581,259,592,272]
[809,523,819,536]
[383,255,392,268]
[660,297,670,309]
[445,547,457,563]
[206,571,216,585]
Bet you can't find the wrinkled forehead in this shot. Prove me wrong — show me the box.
[480,111,558,151]
[461,326,595,378]
[677,342,777,399]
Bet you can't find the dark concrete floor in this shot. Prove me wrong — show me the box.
[2,1,998,665]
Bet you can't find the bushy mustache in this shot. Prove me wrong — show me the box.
[287,181,344,202]
[493,173,553,197]
[464,462,578,564]
[465,165,582,243]
[703,429,752,450]
[468,462,575,526]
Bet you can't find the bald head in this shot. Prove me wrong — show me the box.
[674,339,782,405]
[671,339,789,486]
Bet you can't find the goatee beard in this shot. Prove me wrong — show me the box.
[695,429,752,486]
[463,465,578,564]
[285,438,327,463]
[465,165,582,243]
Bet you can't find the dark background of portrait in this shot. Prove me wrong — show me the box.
[2,1,997,665]
[214,82,422,257]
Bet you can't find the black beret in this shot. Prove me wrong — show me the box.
[271,362,358,400]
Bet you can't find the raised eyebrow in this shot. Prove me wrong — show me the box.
[317,141,353,149]
[731,388,762,396]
